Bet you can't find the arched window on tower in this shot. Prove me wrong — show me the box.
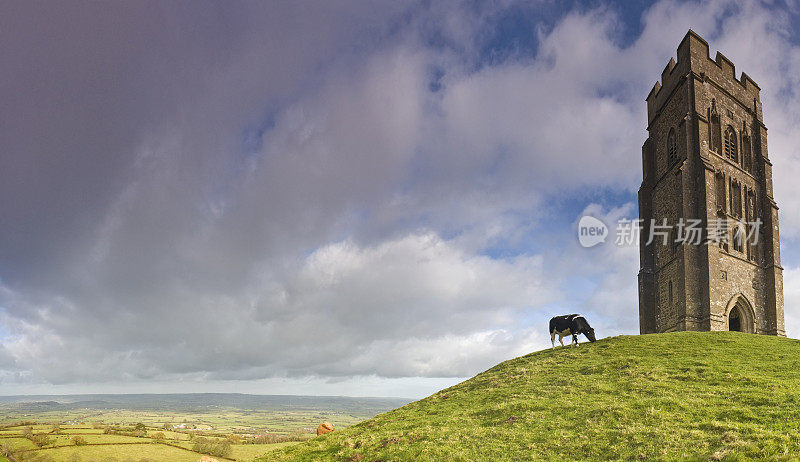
[715,170,726,215]
[710,100,721,153]
[746,190,758,261]
[667,128,677,165]
[724,125,738,162]
[729,178,742,219]
[742,131,752,173]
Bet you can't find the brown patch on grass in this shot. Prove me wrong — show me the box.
[721,431,738,444]
[378,437,401,448]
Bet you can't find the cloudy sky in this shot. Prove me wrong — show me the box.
[2,0,800,398]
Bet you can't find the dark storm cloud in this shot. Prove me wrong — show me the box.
[0,1,405,287]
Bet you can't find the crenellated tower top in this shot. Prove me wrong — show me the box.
[646,30,762,126]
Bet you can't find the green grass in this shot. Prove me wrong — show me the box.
[145,429,189,440]
[2,435,295,461]
[58,428,103,434]
[18,442,208,462]
[1,437,37,451]
[47,434,152,446]
[268,332,800,461]
[228,442,300,460]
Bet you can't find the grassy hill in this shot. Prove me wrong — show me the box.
[266,332,800,461]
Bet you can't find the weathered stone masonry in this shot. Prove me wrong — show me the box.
[638,30,785,336]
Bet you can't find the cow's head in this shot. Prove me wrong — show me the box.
[584,328,596,342]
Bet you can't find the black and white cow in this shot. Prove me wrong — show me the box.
[549,314,596,349]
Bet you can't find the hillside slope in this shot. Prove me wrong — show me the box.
[266,332,800,461]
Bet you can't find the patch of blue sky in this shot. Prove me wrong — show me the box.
[476,3,544,65]
[550,189,638,230]
[478,189,636,261]
[779,236,800,269]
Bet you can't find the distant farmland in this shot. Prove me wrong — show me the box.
[0,394,408,461]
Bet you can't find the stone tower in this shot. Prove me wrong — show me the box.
[638,30,785,336]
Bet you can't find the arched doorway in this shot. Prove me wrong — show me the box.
[725,294,755,333]
[729,306,742,332]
